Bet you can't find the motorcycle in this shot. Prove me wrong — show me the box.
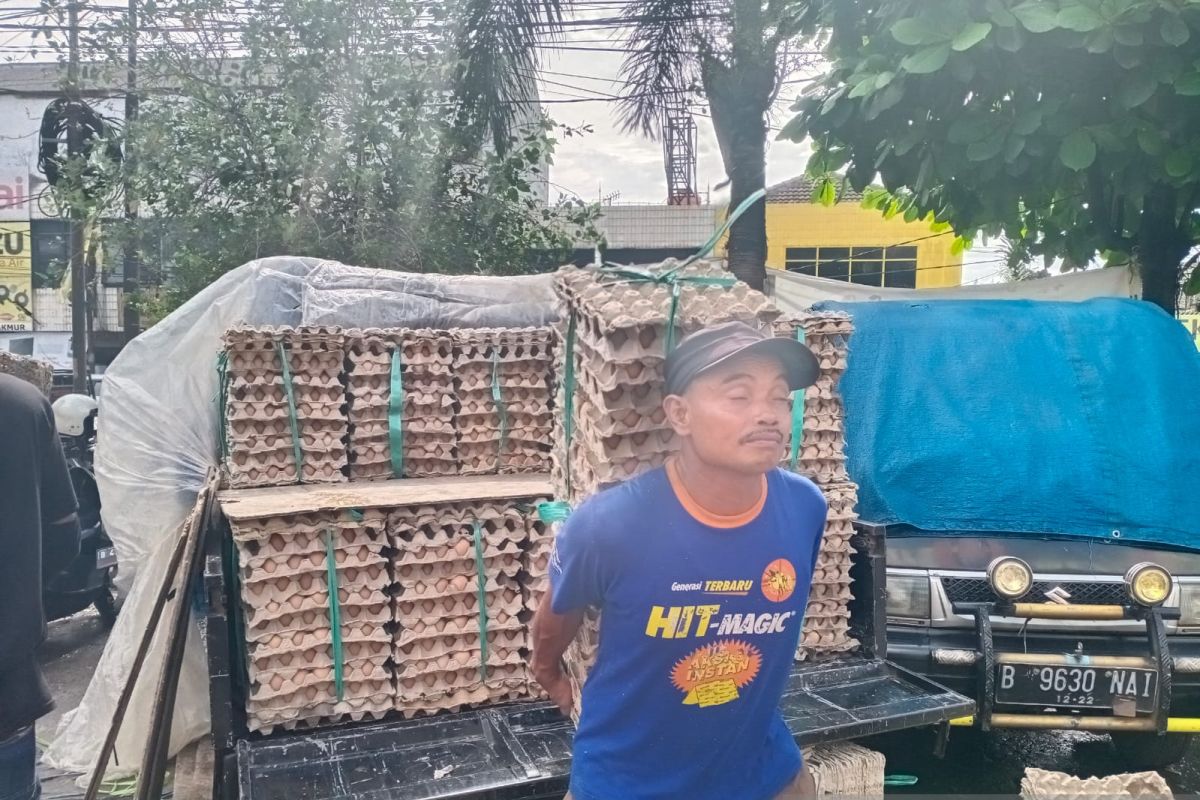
[45,393,119,627]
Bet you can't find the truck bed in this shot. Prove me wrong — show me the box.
[233,659,969,800]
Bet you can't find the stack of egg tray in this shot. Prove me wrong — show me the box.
[389,497,549,715]
[548,262,783,718]
[550,262,782,506]
[345,329,458,480]
[452,328,556,476]
[222,326,348,488]
[232,508,392,733]
[775,312,860,661]
[1020,768,1173,799]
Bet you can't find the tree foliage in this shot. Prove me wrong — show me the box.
[614,0,819,289]
[40,0,598,312]
[452,0,824,289]
[786,0,1200,311]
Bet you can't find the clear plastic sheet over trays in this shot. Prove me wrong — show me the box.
[44,257,558,778]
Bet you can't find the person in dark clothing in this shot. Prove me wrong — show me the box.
[0,374,81,800]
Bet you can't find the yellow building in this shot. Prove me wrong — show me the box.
[763,176,962,289]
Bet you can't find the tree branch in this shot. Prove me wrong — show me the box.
[616,0,705,137]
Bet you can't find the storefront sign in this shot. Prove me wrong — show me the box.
[0,222,33,332]
[1181,313,1200,350]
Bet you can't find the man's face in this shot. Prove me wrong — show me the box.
[663,353,791,475]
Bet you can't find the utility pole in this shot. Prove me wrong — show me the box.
[123,0,140,343]
[67,0,89,393]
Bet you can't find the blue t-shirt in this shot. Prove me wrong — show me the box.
[549,463,828,800]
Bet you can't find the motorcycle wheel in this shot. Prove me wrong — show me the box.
[95,587,118,628]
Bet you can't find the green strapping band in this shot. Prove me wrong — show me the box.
[562,313,577,498]
[596,266,736,355]
[789,328,807,471]
[226,525,249,687]
[388,350,404,478]
[491,350,509,468]
[216,351,230,461]
[323,528,345,702]
[470,521,490,681]
[275,341,304,484]
[681,187,767,268]
[537,501,572,523]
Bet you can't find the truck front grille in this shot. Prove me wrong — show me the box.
[940,577,1131,606]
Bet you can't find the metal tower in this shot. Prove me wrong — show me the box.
[663,109,701,206]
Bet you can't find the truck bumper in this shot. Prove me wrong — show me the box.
[889,624,1200,720]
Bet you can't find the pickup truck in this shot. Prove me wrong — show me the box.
[202,479,971,800]
[823,297,1200,770]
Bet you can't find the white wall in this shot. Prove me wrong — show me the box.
[0,92,124,222]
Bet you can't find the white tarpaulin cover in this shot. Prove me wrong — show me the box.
[45,257,558,777]
[768,265,1141,312]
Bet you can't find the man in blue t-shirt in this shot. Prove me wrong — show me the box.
[531,321,829,800]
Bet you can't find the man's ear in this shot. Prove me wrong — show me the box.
[663,394,690,436]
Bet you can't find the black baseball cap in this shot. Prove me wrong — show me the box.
[664,321,819,396]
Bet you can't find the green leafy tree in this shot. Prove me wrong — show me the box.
[39,0,597,311]
[458,0,820,290]
[787,0,1200,311]
[613,0,817,289]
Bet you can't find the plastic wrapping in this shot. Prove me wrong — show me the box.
[300,262,558,328]
[44,257,558,777]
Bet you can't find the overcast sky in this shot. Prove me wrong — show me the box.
[0,0,1004,281]
[534,42,814,206]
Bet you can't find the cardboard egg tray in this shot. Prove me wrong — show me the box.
[563,611,601,724]
[1018,767,1173,799]
[803,741,887,797]
[0,351,53,396]
[248,676,393,705]
[252,661,392,700]
[547,270,864,695]
[392,628,526,663]
[775,313,863,662]
[549,264,783,507]
[345,329,458,480]
[450,329,556,476]
[555,262,782,357]
[394,640,524,675]
[248,640,391,682]
[395,683,529,719]
[519,514,555,620]
[386,497,550,716]
[222,327,349,488]
[233,505,396,732]
[244,602,391,642]
[246,694,394,734]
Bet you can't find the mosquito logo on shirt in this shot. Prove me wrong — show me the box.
[761,559,797,603]
[671,639,762,707]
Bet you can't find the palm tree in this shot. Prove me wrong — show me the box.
[451,0,817,290]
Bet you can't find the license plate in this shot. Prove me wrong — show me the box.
[95,546,117,569]
[996,661,1158,713]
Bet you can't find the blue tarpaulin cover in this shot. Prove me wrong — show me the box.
[818,298,1200,550]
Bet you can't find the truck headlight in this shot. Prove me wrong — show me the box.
[886,573,931,619]
[1126,562,1172,607]
[987,556,1033,600]
[1179,584,1200,625]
